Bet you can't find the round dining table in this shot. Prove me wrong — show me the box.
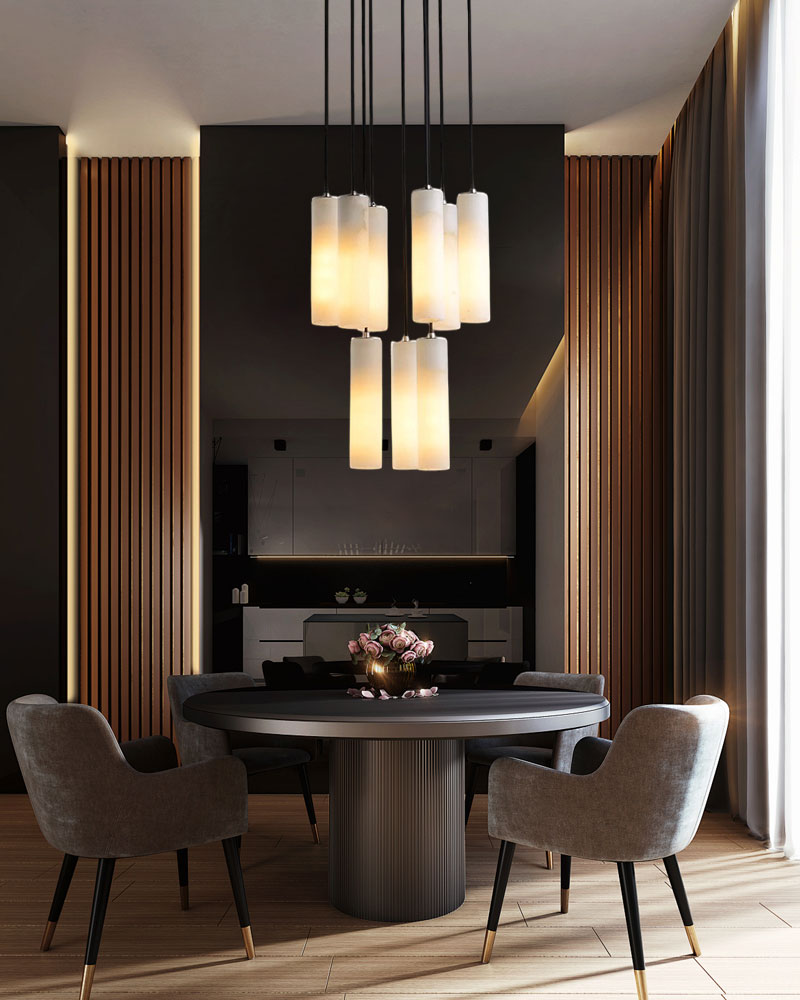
[183,687,610,922]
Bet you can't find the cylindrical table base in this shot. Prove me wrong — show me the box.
[329,737,465,921]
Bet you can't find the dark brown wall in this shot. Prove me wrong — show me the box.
[0,127,66,787]
[563,143,673,734]
[79,157,192,740]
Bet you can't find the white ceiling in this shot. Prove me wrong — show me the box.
[0,0,735,156]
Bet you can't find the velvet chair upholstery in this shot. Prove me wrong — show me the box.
[167,672,320,842]
[465,670,605,869]
[481,695,730,1000]
[6,695,254,1000]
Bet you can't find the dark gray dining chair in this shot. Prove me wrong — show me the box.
[481,695,729,1000]
[6,694,254,1000]
[465,669,605,869]
[167,672,320,842]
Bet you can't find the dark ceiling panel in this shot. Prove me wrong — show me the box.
[201,124,563,421]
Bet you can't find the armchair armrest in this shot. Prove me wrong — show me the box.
[89,755,249,859]
[571,736,612,775]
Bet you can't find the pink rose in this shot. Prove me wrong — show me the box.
[400,649,416,663]
[411,640,427,657]
[379,629,395,647]
[347,640,361,655]
[405,630,419,644]
[358,632,371,650]
[425,639,435,656]
[391,634,408,652]
[365,640,382,657]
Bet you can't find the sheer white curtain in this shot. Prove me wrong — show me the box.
[765,0,800,860]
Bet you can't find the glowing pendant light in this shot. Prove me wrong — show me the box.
[338,194,371,331]
[350,334,383,469]
[310,0,338,326]
[457,0,490,323]
[417,333,450,471]
[411,0,445,325]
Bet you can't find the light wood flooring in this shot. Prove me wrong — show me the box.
[1,794,798,998]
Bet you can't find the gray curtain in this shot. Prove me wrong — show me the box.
[669,0,770,834]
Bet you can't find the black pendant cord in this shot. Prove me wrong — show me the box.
[369,0,375,204]
[350,0,356,193]
[324,0,330,195]
[401,0,409,338]
[438,0,445,196]
[467,0,475,191]
[422,0,431,189]
[361,0,367,197]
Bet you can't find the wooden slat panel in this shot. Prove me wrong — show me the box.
[78,156,192,740]
[564,153,672,734]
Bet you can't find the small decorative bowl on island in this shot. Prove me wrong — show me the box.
[347,623,437,699]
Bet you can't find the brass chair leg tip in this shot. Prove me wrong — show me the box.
[40,920,56,952]
[79,964,96,1000]
[180,885,189,910]
[481,928,496,964]
[545,851,553,870]
[685,924,701,956]
[633,968,648,1000]
[241,924,256,959]
[560,888,569,913]
[311,823,320,844]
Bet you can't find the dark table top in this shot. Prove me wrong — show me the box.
[183,688,610,739]
[304,614,467,623]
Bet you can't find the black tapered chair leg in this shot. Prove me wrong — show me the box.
[234,834,242,851]
[663,854,700,955]
[560,854,572,913]
[222,837,255,959]
[464,762,479,824]
[481,840,516,963]
[618,862,647,1000]
[176,848,189,910]
[41,853,78,951]
[297,763,320,843]
[80,857,116,1000]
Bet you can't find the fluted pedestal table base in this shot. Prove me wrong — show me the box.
[328,737,465,921]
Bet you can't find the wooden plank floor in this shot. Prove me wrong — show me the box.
[1,794,798,998]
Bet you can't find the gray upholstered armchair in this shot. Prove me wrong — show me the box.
[167,671,320,843]
[6,695,255,1000]
[465,670,605,869]
[481,695,729,1000]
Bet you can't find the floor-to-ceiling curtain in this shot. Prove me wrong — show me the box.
[765,0,800,860]
[669,0,771,836]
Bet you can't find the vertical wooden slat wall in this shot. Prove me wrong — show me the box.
[79,157,192,740]
[564,143,672,735]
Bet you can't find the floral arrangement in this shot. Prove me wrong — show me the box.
[347,622,437,699]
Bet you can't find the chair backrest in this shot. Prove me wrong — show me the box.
[514,670,606,696]
[167,672,255,765]
[598,695,729,858]
[262,659,306,690]
[283,655,326,675]
[6,695,133,855]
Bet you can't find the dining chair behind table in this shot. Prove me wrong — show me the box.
[168,671,320,843]
[465,669,606,870]
[6,694,254,1000]
[481,695,729,1000]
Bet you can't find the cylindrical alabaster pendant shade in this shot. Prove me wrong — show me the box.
[411,187,446,324]
[310,195,339,325]
[338,194,371,331]
[432,202,460,331]
[349,336,383,470]
[367,204,389,333]
[391,339,419,470]
[417,336,450,471]
[457,190,490,323]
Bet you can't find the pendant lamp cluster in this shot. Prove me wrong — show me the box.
[310,0,490,471]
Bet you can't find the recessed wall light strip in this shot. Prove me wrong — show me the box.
[457,0,490,323]
[391,0,420,470]
[310,0,339,326]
